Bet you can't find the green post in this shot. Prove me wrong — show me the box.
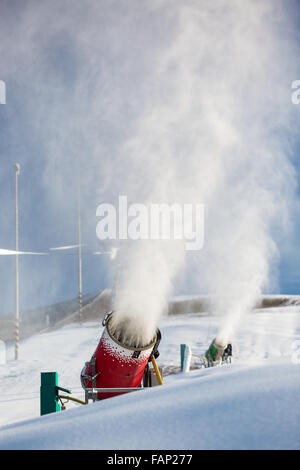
[180,344,186,371]
[40,372,61,416]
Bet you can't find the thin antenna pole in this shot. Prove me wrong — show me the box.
[14,163,20,360]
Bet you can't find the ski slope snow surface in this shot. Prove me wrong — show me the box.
[0,307,299,449]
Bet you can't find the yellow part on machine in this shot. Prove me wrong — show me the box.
[58,394,86,405]
[151,356,163,385]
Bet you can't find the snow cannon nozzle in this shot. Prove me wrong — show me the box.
[106,311,158,350]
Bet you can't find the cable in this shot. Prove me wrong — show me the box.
[58,394,86,405]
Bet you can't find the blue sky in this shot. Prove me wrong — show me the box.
[0,0,299,315]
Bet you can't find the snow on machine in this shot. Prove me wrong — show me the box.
[80,311,162,401]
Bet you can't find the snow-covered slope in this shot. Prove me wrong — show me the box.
[0,308,299,449]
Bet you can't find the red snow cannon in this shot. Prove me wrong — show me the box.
[80,312,160,400]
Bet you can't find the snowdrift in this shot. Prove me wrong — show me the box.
[0,308,299,450]
[0,358,299,450]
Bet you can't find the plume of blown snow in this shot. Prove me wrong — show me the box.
[0,0,298,343]
[110,0,298,346]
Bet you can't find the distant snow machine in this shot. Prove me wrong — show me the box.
[80,312,162,401]
[222,342,232,364]
[205,337,232,367]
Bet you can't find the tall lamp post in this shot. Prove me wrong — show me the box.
[14,163,20,360]
[77,187,83,322]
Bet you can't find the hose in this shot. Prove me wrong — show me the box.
[151,356,163,385]
[58,394,86,405]
[192,353,207,361]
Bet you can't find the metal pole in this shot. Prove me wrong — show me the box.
[14,163,20,360]
[77,187,83,322]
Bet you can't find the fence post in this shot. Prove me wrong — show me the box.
[180,344,192,372]
[40,372,61,416]
[180,344,185,371]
